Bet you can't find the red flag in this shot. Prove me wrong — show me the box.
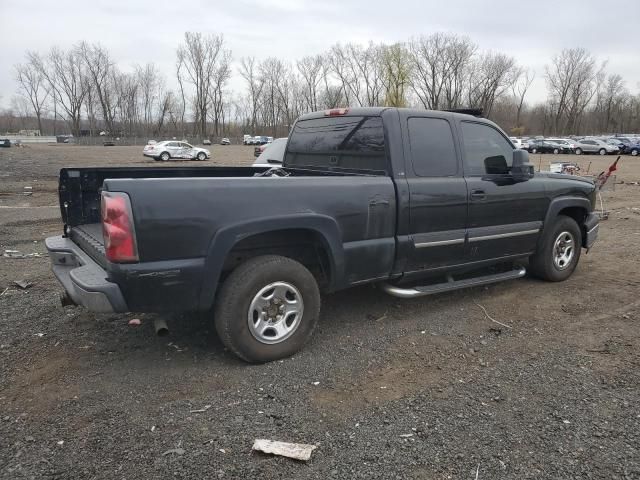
[595,156,620,190]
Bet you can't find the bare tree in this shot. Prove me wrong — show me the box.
[511,68,534,128]
[297,55,323,112]
[135,63,161,135]
[545,48,604,134]
[78,42,119,135]
[31,47,88,137]
[466,52,519,116]
[15,57,50,134]
[595,73,626,132]
[329,43,384,107]
[239,57,265,131]
[177,32,229,137]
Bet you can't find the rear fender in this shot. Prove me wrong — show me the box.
[198,214,344,310]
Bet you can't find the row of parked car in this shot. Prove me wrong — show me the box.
[243,135,274,146]
[510,135,640,156]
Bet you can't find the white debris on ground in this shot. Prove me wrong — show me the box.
[252,439,317,461]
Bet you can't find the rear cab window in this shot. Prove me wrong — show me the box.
[407,117,458,177]
[285,116,387,173]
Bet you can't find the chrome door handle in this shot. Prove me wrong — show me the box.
[470,190,486,200]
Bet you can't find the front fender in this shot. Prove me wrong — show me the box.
[540,196,592,244]
[197,214,344,310]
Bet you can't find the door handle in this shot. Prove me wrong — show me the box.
[470,189,486,200]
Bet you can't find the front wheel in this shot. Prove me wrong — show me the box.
[197,152,206,161]
[553,148,559,154]
[531,148,537,154]
[599,148,606,155]
[529,216,582,282]
[631,149,638,156]
[214,255,321,363]
[575,148,582,155]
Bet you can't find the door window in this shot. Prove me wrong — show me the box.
[461,122,514,176]
[408,117,458,177]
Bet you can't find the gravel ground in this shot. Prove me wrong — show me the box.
[1,145,639,479]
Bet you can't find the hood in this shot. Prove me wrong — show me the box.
[536,172,596,186]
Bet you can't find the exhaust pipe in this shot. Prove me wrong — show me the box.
[60,291,76,307]
[153,317,169,337]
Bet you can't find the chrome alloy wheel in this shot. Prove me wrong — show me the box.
[553,231,575,270]
[247,281,304,344]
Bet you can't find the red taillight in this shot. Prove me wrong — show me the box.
[324,108,349,116]
[101,192,138,263]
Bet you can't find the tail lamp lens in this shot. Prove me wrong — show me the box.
[101,192,138,263]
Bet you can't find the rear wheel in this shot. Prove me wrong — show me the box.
[531,148,537,154]
[529,216,582,282]
[599,148,606,155]
[160,152,170,161]
[553,148,559,154]
[575,148,582,155]
[214,255,321,363]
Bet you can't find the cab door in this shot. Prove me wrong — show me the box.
[403,115,468,274]
[459,121,547,262]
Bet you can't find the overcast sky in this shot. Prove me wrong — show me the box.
[1,0,639,108]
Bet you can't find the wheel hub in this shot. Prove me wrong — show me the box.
[248,281,304,344]
[553,231,575,270]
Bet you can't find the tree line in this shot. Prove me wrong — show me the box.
[3,32,639,138]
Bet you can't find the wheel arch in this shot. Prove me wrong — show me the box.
[539,196,591,248]
[198,214,344,310]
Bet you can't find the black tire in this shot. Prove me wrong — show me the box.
[553,148,559,154]
[529,215,582,282]
[214,255,321,363]
[531,148,537,154]
[197,152,206,161]
[575,148,582,155]
[631,148,638,156]
[599,148,606,156]
[160,151,170,161]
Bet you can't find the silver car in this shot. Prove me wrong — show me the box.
[574,138,618,155]
[253,138,287,167]
[143,140,210,161]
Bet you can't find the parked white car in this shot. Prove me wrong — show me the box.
[510,137,529,150]
[143,141,210,161]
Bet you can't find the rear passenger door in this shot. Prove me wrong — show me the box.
[404,115,468,274]
[460,121,547,262]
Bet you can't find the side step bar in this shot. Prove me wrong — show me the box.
[382,266,526,299]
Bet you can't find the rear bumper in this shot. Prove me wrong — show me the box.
[583,213,599,249]
[46,236,128,313]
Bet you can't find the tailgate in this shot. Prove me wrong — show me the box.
[70,223,106,268]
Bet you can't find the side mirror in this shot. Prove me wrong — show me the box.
[511,149,534,181]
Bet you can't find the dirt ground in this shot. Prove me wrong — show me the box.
[1,144,639,479]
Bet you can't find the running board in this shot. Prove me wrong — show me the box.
[382,266,526,299]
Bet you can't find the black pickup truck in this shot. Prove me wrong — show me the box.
[46,107,599,362]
